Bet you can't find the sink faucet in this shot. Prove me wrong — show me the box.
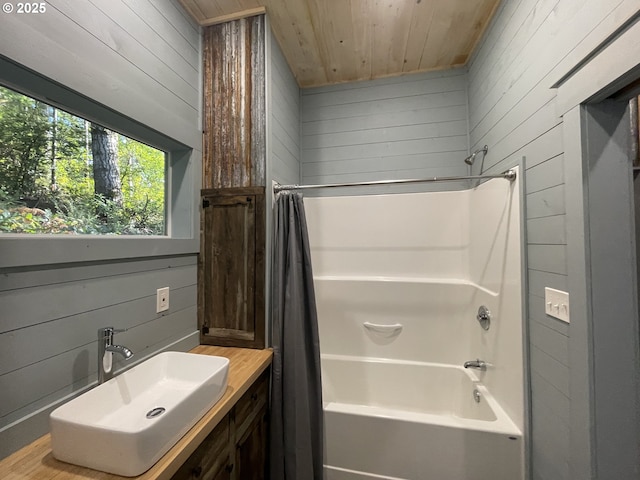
[464,359,487,371]
[98,327,133,384]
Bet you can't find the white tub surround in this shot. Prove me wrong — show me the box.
[305,171,524,480]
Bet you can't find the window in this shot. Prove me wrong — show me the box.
[0,55,198,268]
[0,85,166,235]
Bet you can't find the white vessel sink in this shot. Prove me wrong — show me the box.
[50,351,229,477]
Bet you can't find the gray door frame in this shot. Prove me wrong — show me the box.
[564,92,640,480]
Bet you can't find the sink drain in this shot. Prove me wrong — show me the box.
[146,407,166,419]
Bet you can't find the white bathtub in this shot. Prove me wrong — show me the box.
[322,355,523,480]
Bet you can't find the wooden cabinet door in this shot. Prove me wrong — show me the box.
[173,455,231,480]
[172,418,230,480]
[212,462,233,480]
[204,194,255,339]
[234,406,267,480]
[200,188,265,348]
[173,370,270,480]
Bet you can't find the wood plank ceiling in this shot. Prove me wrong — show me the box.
[179,0,500,88]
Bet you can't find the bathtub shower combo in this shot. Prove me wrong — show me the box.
[302,169,524,480]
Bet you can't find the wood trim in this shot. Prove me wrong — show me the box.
[202,187,265,196]
[581,102,640,479]
[250,14,266,187]
[202,26,213,188]
[200,7,267,27]
[176,0,207,24]
[554,3,640,115]
[253,190,266,349]
[562,106,595,479]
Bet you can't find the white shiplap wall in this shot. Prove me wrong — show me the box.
[301,68,469,193]
[0,0,201,148]
[0,0,201,458]
[467,1,638,478]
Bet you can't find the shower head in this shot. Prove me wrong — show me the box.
[463,153,475,165]
[464,145,489,165]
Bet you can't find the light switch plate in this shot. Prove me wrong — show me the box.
[544,287,569,323]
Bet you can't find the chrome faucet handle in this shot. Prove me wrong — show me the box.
[98,327,113,339]
[98,327,127,338]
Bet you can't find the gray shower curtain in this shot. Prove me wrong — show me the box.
[270,192,323,480]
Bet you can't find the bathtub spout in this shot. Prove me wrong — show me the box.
[463,359,487,371]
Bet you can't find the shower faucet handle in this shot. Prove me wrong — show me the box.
[463,359,487,371]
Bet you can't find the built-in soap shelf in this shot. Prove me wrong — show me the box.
[363,322,403,336]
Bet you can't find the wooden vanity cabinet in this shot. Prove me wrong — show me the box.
[172,371,269,480]
[235,406,267,480]
[233,371,268,480]
[172,419,232,480]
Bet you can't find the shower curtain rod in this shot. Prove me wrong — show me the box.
[273,169,517,193]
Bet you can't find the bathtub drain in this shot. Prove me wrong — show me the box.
[146,407,166,419]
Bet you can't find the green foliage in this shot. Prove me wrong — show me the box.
[0,85,165,235]
[117,137,165,233]
[0,87,51,197]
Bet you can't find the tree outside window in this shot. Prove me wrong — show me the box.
[0,85,166,235]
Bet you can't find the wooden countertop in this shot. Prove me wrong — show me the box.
[0,346,273,480]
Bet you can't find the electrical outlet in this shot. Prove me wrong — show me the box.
[544,287,569,323]
[156,287,169,313]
